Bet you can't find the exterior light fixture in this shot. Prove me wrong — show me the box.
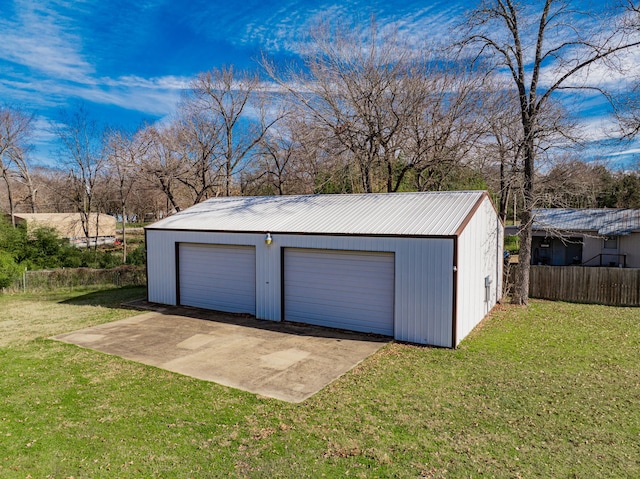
[265,232,272,245]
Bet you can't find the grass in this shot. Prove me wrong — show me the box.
[116,222,149,229]
[1,289,639,478]
[504,234,520,253]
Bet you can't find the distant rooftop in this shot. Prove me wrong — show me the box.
[148,191,491,237]
[533,208,640,236]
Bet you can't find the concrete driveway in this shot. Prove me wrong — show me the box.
[52,303,389,403]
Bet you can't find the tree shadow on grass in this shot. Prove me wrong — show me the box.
[59,285,146,309]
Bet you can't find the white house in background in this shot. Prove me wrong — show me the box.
[530,208,640,268]
[145,191,504,348]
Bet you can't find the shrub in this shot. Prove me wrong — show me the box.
[126,244,146,266]
[0,217,26,255]
[21,227,71,268]
[98,251,121,269]
[0,250,20,288]
[0,216,135,274]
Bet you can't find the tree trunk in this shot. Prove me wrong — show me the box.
[225,157,231,197]
[511,137,535,305]
[122,203,127,263]
[2,173,15,226]
[160,178,180,213]
[498,154,509,222]
[386,154,393,193]
[27,185,37,213]
[512,213,532,305]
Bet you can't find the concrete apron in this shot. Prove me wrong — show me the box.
[52,307,389,403]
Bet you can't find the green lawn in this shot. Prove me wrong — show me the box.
[1,288,639,478]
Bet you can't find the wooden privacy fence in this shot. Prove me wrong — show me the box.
[5,266,146,293]
[529,265,640,306]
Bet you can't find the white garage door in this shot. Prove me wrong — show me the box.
[178,243,256,314]
[284,248,394,335]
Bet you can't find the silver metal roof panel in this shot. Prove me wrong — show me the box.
[148,191,489,237]
[533,208,640,236]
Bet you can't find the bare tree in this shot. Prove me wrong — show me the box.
[0,106,34,225]
[613,0,640,139]
[52,104,106,247]
[139,123,187,213]
[11,148,38,213]
[32,166,74,212]
[464,0,640,305]
[188,66,279,196]
[264,20,415,193]
[172,102,224,202]
[476,84,524,222]
[537,157,615,208]
[243,112,328,196]
[105,127,150,262]
[265,19,489,194]
[400,60,488,192]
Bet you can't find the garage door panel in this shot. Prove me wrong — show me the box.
[179,244,256,314]
[287,292,393,310]
[284,248,394,336]
[287,305,383,322]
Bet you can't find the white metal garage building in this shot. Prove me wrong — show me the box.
[145,191,503,348]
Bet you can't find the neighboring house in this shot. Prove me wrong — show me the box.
[8,213,117,247]
[145,191,504,348]
[529,208,640,267]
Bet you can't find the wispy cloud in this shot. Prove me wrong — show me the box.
[606,147,640,157]
[74,76,189,116]
[0,0,94,82]
[223,0,462,55]
[2,0,634,168]
[0,0,191,118]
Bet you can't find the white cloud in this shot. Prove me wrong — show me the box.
[0,1,192,118]
[0,1,95,82]
[606,147,640,157]
[578,115,619,143]
[73,78,187,116]
[233,1,464,56]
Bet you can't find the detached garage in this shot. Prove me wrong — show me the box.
[145,191,503,348]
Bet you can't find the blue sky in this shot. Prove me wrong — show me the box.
[0,0,638,166]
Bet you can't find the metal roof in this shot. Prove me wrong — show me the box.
[147,191,489,237]
[533,208,640,236]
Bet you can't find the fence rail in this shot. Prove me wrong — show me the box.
[4,266,146,293]
[529,265,640,306]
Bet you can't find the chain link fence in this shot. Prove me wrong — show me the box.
[4,265,146,293]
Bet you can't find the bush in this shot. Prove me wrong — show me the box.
[126,245,146,266]
[60,247,85,268]
[98,251,121,269]
[0,216,137,275]
[20,227,72,268]
[0,250,20,288]
[0,218,26,255]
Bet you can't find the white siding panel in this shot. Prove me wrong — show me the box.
[394,238,454,347]
[456,197,503,344]
[284,249,394,335]
[146,229,177,305]
[179,244,256,314]
[619,234,640,268]
[145,230,459,346]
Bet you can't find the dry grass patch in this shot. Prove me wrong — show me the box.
[0,286,145,346]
